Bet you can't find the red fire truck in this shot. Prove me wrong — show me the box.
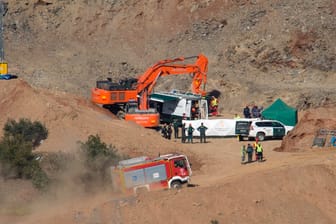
[111,154,192,194]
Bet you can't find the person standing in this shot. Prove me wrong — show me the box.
[167,123,172,140]
[172,119,179,139]
[246,143,254,163]
[241,145,247,164]
[234,113,241,119]
[253,138,259,161]
[197,122,208,143]
[161,123,168,139]
[252,105,259,118]
[256,143,263,162]
[181,123,186,143]
[187,124,195,143]
[243,105,251,118]
[210,96,218,116]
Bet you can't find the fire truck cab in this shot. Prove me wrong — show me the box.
[111,154,192,194]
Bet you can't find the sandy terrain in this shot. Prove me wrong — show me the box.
[0,0,336,223]
[0,80,336,224]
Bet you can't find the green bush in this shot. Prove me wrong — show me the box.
[0,118,49,190]
[3,118,48,148]
[79,134,124,187]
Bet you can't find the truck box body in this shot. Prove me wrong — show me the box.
[149,91,208,124]
[111,154,192,194]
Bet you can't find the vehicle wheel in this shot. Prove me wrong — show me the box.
[116,111,125,119]
[256,132,265,141]
[171,181,182,189]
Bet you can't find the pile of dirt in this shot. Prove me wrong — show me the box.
[0,79,185,158]
[276,106,336,152]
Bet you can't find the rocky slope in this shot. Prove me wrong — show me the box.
[3,0,336,113]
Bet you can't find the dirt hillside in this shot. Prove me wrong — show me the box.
[4,0,336,112]
[0,0,336,223]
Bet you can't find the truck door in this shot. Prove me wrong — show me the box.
[272,121,285,138]
[172,158,189,177]
[235,121,251,136]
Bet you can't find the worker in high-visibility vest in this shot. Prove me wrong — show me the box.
[234,114,241,119]
[256,143,263,162]
[210,96,218,116]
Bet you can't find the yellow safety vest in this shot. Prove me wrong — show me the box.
[211,98,218,107]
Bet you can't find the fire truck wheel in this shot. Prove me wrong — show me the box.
[171,181,182,189]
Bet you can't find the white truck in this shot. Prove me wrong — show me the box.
[149,91,209,124]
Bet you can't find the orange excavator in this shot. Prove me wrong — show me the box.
[91,54,208,128]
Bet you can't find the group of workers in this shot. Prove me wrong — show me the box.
[241,138,264,164]
[180,122,208,144]
[161,123,173,140]
[243,105,263,118]
[162,121,208,144]
[161,120,180,140]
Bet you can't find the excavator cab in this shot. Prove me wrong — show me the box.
[92,78,138,105]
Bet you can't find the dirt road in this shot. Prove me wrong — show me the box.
[9,137,335,224]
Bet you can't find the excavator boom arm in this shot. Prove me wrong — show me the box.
[136,54,208,110]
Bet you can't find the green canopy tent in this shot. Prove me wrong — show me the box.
[261,98,298,126]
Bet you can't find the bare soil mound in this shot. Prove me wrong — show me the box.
[0,79,187,158]
[276,106,336,152]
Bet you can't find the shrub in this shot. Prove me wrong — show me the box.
[3,118,48,148]
[79,135,124,188]
[0,118,49,190]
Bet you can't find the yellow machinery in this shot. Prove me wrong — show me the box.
[0,62,7,75]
